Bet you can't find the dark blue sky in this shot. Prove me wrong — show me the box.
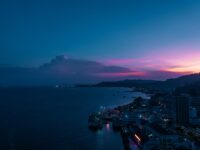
[1,0,200,74]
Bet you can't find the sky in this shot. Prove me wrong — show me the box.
[1,0,200,79]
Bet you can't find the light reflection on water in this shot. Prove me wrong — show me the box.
[106,123,110,131]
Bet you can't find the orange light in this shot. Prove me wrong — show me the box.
[134,134,141,142]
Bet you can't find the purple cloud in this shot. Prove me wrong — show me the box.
[0,55,190,86]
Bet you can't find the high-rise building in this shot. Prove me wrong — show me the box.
[190,107,197,118]
[176,95,189,126]
[190,97,200,117]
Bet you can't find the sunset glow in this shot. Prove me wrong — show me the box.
[1,0,200,81]
[95,72,146,77]
[103,47,200,77]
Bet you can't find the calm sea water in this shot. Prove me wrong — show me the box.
[0,87,147,150]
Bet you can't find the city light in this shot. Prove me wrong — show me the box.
[134,134,141,142]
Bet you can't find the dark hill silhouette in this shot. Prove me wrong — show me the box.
[92,73,200,89]
[174,79,200,96]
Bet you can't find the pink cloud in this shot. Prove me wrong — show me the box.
[104,58,146,66]
[93,69,189,80]
[104,45,200,75]
[97,46,200,79]
[143,47,200,73]
[94,71,146,78]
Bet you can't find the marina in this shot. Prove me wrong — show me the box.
[88,98,143,150]
[88,93,200,150]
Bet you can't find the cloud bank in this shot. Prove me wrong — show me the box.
[0,55,187,86]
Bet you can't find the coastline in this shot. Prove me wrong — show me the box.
[88,88,149,150]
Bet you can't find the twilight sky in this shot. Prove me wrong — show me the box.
[1,0,200,78]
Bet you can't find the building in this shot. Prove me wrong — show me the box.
[190,107,197,118]
[176,95,189,126]
[190,97,200,117]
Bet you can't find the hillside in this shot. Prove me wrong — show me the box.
[91,73,200,89]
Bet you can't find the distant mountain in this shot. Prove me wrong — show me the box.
[164,73,200,87]
[92,73,200,89]
[90,79,159,87]
[174,80,200,96]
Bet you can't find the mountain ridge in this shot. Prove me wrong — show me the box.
[90,73,200,89]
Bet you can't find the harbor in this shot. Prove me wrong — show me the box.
[88,97,146,150]
[88,92,200,150]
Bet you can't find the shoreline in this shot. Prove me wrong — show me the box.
[88,89,149,150]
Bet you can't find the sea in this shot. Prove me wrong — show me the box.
[0,87,148,150]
